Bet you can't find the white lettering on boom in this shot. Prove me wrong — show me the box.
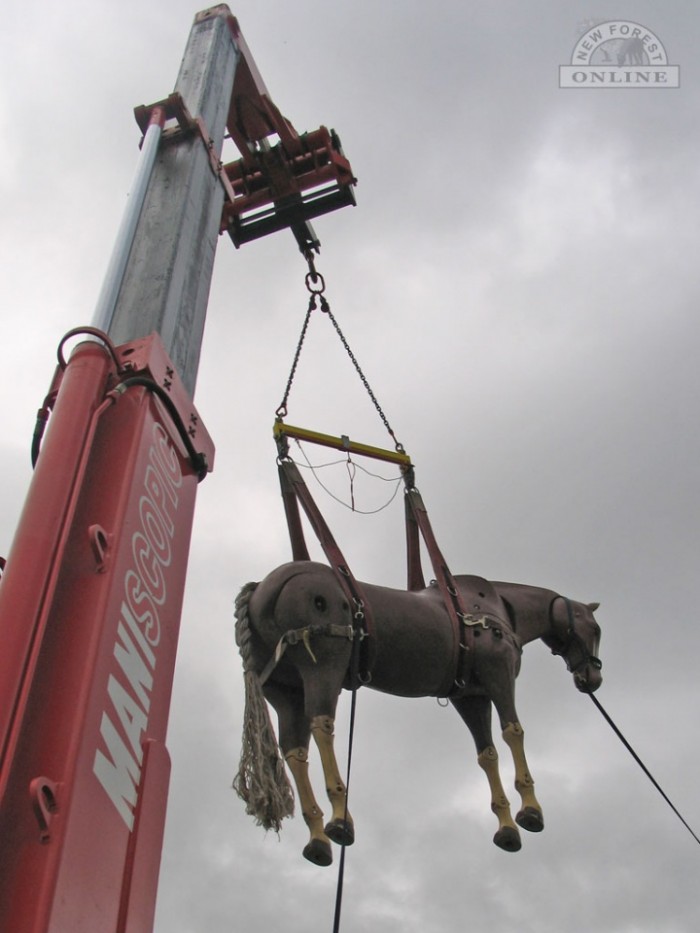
[92,421,182,830]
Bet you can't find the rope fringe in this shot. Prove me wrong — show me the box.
[234,582,295,832]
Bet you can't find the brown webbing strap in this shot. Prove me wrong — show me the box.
[404,488,472,697]
[278,459,375,679]
[404,493,426,591]
[278,462,311,561]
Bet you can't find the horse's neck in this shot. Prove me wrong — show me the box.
[491,581,558,646]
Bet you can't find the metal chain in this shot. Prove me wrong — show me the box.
[275,293,316,419]
[276,260,404,452]
[318,294,403,451]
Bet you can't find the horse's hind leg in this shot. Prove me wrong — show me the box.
[451,696,521,852]
[285,747,334,865]
[310,714,354,847]
[273,568,355,848]
[264,682,334,866]
[501,722,543,834]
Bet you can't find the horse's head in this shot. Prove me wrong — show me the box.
[545,597,602,693]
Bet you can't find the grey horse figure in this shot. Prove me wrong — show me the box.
[235,561,602,865]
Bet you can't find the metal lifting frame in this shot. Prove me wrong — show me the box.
[0,7,356,932]
[218,17,356,252]
[273,420,412,468]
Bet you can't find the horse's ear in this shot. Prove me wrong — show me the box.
[588,602,600,612]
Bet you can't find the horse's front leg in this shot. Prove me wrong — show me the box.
[451,695,521,852]
[484,647,545,836]
[501,721,543,834]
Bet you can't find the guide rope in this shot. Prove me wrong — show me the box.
[590,693,700,847]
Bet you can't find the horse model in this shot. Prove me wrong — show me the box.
[234,560,602,865]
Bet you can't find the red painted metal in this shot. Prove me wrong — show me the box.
[224,14,302,163]
[0,334,213,931]
[133,94,239,206]
[0,12,356,929]
[220,125,355,228]
[134,13,356,251]
[134,87,356,252]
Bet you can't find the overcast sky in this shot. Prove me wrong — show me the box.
[2,1,700,931]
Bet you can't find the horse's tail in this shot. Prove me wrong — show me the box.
[233,581,295,832]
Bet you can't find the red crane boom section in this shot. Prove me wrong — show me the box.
[0,8,355,930]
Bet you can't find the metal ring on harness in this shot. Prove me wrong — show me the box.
[460,613,522,653]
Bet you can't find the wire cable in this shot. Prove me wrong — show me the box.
[294,443,403,514]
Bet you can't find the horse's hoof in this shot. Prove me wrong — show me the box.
[516,807,544,833]
[324,818,355,847]
[303,838,333,866]
[493,826,521,852]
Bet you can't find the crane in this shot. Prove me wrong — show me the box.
[0,7,356,930]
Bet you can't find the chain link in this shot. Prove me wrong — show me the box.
[318,294,403,451]
[275,293,316,419]
[276,263,403,452]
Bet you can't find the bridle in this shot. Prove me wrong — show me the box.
[547,596,602,676]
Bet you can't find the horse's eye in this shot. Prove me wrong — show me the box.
[314,595,327,612]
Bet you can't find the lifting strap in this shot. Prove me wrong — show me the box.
[403,485,475,696]
[277,457,375,682]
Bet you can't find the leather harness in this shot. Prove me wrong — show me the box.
[273,457,520,697]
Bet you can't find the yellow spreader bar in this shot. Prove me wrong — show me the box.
[274,420,412,468]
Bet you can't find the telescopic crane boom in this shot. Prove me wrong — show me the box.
[0,8,355,931]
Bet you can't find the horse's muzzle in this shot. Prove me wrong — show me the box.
[574,661,602,693]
